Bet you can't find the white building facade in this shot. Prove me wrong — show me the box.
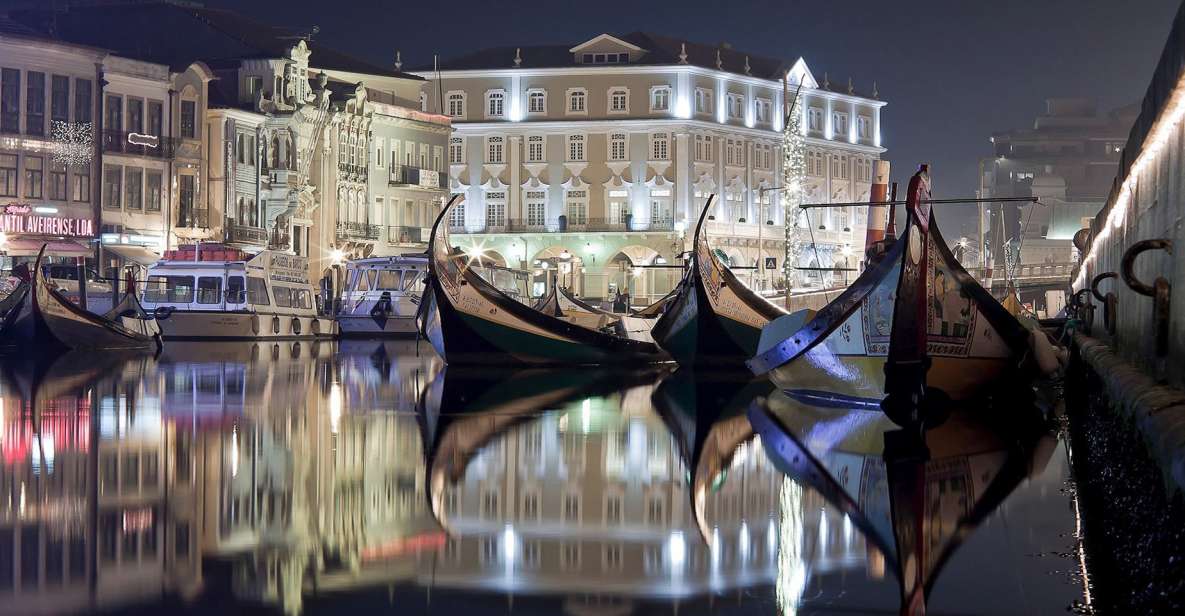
[416,33,885,302]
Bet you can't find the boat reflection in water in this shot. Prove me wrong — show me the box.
[0,343,1083,615]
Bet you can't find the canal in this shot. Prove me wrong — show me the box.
[0,341,1091,615]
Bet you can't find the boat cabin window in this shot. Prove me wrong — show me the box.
[146,275,196,303]
[404,272,425,291]
[196,277,223,304]
[376,271,402,290]
[355,270,375,292]
[273,286,293,308]
[226,276,246,303]
[295,289,311,310]
[247,277,270,305]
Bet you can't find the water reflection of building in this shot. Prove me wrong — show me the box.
[429,388,873,606]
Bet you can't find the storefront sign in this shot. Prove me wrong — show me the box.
[2,202,94,237]
[269,253,309,283]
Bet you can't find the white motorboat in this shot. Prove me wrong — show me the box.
[141,244,333,340]
[336,254,427,336]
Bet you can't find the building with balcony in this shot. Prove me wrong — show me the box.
[414,33,885,302]
[981,98,1137,278]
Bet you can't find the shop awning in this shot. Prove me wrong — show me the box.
[103,243,161,266]
[1,239,93,257]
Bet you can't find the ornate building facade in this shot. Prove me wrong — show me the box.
[415,34,885,302]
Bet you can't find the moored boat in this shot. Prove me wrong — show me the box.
[336,254,428,336]
[748,166,1033,408]
[141,245,333,340]
[651,195,786,365]
[532,284,617,330]
[1,246,160,351]
[419,197,667,365]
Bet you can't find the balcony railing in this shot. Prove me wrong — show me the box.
[389,164,447,189]
[226,223,269,246]
[453,217,676,234]
[101,129,177,159]
[388,225,429,244]
[336,221,381,241]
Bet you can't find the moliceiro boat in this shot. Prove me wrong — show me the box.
[748,166,1034,410]
[0,246,161,351]
[419,197,667,364]
[651,195,786,365]
[141,245,333,340]
[336,254,428,336]
[532,284,617,330]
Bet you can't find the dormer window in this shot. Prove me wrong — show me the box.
[581,52,629,64]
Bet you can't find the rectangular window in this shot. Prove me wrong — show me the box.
[72,164,91,202]
[563,493,581,522]
[857,116,870,139]
[226,276,245,304]
[448,137,464,164]
[609,89,628,113]
[565,197,587,225]
[609,133,626,161]
[833,112,849,136]
[127,98,143,134]
[51,75,69,123]
[567,134,585,162]
[48,161,67,200]
[694,88,711,114]
[756,98,771,123]
[447,93,464,117]
[568,90,586,113]
[178,174,195,225]
[147,100,163,137]
[528,90,545,113]
[180,100,196,138]
[196,276,222,304]
[807,108,823,132]
[146,170,162,211]
[0,154,17,196]
[485,198,506,227]
[24,156,43,199]
[606,495,622,525]
[527,135,544,162]
[25,71,44,135]
[650,87,670,112]
[103,165,121,210]
[486,91,504,117]
[74,78,92,123]
[727,93,743,119]
[650,132,669,160]
[1,68,20,133]
[105,95,122,134]
[247,277,270,305]
[695,134,713,162]
[124,166,142,210]
[486,136,504,164]
[526,198,546,227]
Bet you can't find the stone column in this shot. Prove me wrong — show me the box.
[509,135,522,222]
[674,131,690,224]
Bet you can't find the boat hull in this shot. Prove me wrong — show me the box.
[337,313,418,336]
[769,350,1013,403]
[155,310,334,340]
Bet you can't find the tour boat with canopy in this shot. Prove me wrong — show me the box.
[651,195,787,365]
[746,389,1055,616]
[419,196,667,364]
[336,254,428,336]
[0,246,161,351]
[748,166,1034,408]
[141,244,333,340]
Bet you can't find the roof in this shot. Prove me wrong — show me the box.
[419,32,876,98]
[4,1,422,80]
[421,31,791,79]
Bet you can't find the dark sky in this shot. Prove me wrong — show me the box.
[202,0,1180,233]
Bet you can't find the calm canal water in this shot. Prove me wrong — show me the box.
[0,341,1088,615]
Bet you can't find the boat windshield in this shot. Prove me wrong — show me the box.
[227,275,246,303]
[376,270,402,290]
[247,277,270,305]
[144,275,196,303]
[196,276,222,304]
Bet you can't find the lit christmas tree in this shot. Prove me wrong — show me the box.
[782,82,807,291]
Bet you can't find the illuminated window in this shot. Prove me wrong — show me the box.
[650,86,671,112]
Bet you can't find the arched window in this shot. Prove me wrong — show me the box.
[271,135,281,169]
[285,136,295,170]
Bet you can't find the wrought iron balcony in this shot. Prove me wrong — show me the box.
[389,164,448,189]
[101,129,177,158]
[226,223,269,246]
[336,221,381,241]
[388,225,429,244]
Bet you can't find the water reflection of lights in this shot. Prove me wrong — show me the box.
[329,382,343,434]
[777,478,807,616]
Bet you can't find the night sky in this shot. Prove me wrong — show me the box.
[193,0,1180,233]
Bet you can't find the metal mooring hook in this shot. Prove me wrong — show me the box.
[1091,271,1118,335]
[1071,288,1095,334]
[1121,239,1173,357]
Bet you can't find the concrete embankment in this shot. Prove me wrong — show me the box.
[1073,332,1185,495]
